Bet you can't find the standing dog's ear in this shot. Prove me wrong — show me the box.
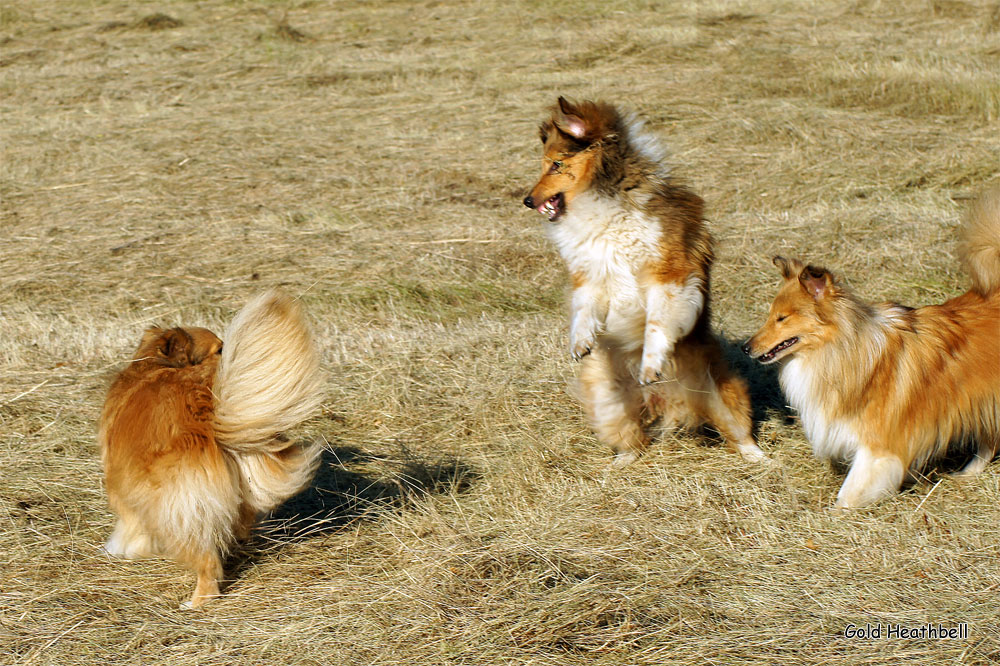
[799,265,834,300]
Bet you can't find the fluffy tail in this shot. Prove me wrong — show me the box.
[958,183,1000,296]
[213,290,324,513]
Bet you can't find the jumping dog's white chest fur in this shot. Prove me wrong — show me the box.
[546,194,660,348]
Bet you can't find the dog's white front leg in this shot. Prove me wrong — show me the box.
[834,447,904,509]
[639,277,704,384]
[570,283,603,360]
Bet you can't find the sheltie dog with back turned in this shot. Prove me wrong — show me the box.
[744,186,1000,508]
[523,97,767,466]
[99,290,324,608]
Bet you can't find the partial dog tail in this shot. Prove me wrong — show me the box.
[958,183,1000,296]
[213,290,325,513]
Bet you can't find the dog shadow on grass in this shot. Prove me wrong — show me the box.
[224,443,477,582]
[682,337,792,451]
[267,443,476,540]
[719,336,791,427]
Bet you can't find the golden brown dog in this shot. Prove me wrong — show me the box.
[99,290,323,607]
[744,186,1000,508]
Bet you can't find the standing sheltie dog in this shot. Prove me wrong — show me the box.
[99,290,324,608]
[744,186,1000,508]
[523,97,767,466]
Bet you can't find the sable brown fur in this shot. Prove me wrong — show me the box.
[99,290,324,608]
[745,185,1000,508]
[524,97,767,465]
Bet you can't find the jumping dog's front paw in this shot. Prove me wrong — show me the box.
[638,366,661,385]
[639,352,675,385]
[570,333,596,361]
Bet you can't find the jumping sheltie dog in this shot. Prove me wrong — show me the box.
[99,290,324,607]
[744,186,1000,508]
[523,97,767,466]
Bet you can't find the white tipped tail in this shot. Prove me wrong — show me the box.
[214,290,324,452]
[958,183,1000,296]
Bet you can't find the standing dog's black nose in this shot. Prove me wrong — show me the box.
[523,195,534,209]
[741,341,751,356]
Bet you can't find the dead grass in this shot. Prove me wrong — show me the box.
[2,0,999,664]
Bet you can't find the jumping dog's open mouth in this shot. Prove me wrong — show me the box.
[536,192,564,222]
[759,337,799,363]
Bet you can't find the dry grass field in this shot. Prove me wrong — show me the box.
[2,0,999,663]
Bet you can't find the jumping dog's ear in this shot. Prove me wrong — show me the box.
[798,265,833,300]
[554,96,588,140]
